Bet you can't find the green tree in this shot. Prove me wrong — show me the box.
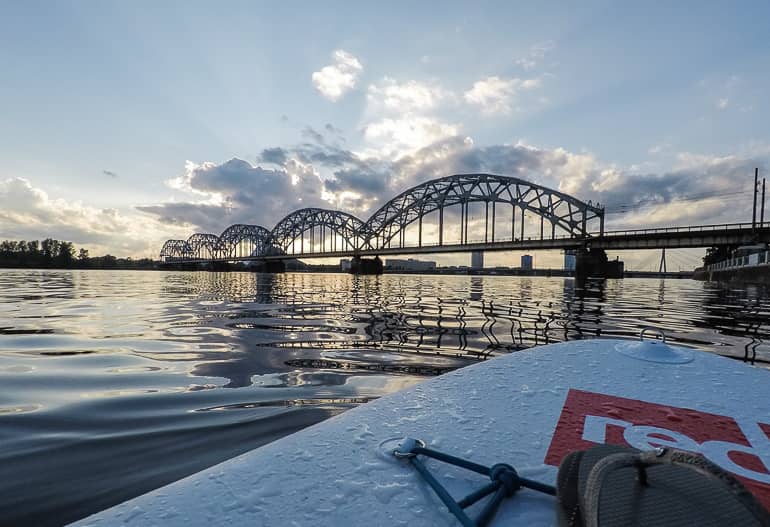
[41,238,59,259]
[703,245,736,266]
[56,241,75,265]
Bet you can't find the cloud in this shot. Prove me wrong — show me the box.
[361,76,459,158]
[137,128,768,253]
[324,123,344,138]
[717,98,729,109]
[9,126,758,261]
[463,76,541,114]
[648,143,670,155]
[366,77,448,112]
[363,116,461,158]
[259,147,288,166]
[138,158,327,232]
[102,169,118,178]
[311,50,363,101]
[514,40,555,70]
[0,177,188,257]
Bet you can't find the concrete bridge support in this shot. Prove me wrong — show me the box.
[575,249,624,279]
[349,255,383,275]
[261,260,286,273]
[244,260,286,273]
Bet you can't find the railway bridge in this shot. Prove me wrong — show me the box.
[159,173,770,277]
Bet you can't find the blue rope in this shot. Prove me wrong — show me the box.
[394,438,556,526]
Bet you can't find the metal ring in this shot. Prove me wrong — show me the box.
[639,327,666,343]
[393,438,426,458]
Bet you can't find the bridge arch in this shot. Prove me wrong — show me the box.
[160,239,191,261]
[159,173,605,260]
[271,208,367,254]
[218,224,273,258]
[360,173,604,249]
[186,233,221,260]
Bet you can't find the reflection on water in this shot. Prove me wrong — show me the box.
[0,269,768,525]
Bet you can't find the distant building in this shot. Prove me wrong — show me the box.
[563,251,576,271]
[340,259,351,271]
[385,258,437,271]
[521,254,533,270]
[471,250,484,269]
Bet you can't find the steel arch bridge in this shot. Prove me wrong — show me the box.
[359,173,604,250]
[159,173,606,262]
[218,224,274,258]
[271,208,368,254]
[159,239,192,261]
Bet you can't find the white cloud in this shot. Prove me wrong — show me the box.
[9,136,763,261]
[717,98,729,109]
[515,40,555,70]
[674,151,739,170]
[362,116,460,158]
[311,50,363,101]
[360,76,459,158]
[366,77,448,112]
[514,57,537,70]
[463,76,541,114]
[0,177,189,257]
[648,143,671,155]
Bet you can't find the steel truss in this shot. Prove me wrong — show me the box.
[218,224,273,258]
[159,174,604,261]
[159,239,192,260]
[271,208,367,254]
[360,173,604,250]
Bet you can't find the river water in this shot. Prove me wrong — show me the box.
[1,269,769,525]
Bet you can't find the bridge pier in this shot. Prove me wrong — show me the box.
[245,260,286,273]
[349,255,383,275]
[575,249,624,279]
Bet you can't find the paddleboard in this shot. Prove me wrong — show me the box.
[73,336,770,526]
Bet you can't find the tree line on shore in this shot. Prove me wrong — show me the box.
[0,239,157,269]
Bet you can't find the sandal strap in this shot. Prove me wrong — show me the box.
[581,448,770,527]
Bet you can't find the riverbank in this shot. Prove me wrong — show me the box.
[694,266,770,284]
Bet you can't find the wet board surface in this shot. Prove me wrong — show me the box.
[73,339,770,526]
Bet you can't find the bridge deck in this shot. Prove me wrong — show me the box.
[164,223,770,264]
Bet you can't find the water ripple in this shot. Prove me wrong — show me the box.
[0,269,769,526]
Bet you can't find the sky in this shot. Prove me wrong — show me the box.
[1,1,769,268]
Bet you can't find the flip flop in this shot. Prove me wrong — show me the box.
[556,445,770,527]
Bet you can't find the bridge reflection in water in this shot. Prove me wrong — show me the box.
[182,272,770,396]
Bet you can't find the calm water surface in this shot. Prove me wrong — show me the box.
[1,269,769,526]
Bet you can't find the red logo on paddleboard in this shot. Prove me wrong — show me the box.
[544,389,770,510]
